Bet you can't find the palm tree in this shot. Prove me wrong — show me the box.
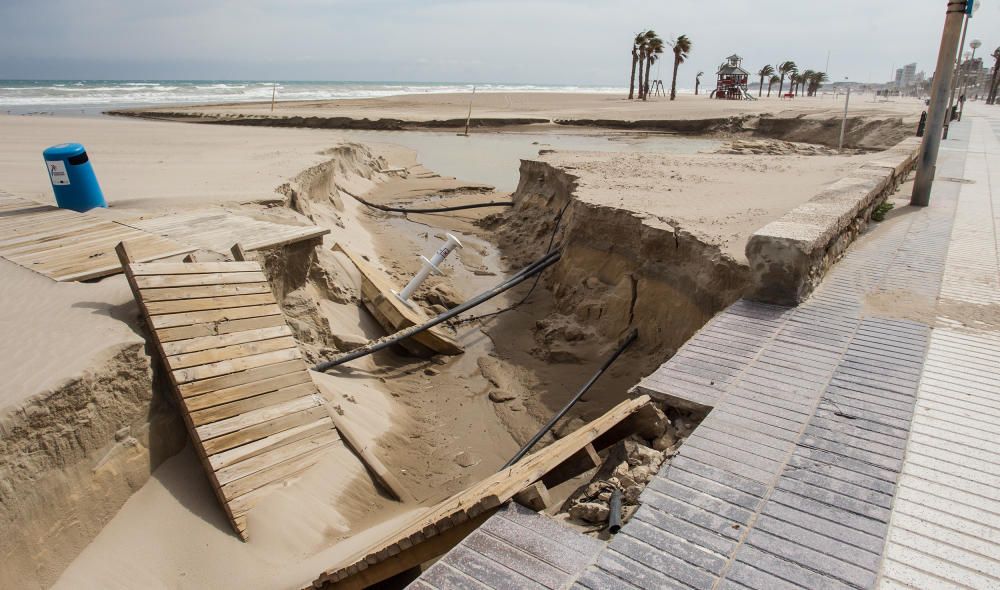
[789,73,802,97]
[695,71,704,95]
[628,32,646,100]
[636,30,659,100]
[669,34,692,101]
[800,70,815,96]
[757,65,774,97]
[643,36,665,100]
[807,71,829,96]
[777,61,797,97]
[767,74,780,97]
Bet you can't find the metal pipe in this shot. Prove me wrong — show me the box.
[350,191,514,213]
[313,250,562,371]
[912,0,968,207]
[608,487,623,534]
[397,233,462,304]
[501,329,639,469]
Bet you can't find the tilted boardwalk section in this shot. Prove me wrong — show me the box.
[0,193,194,281]
[116,244,341,540]
[126,208,329,253]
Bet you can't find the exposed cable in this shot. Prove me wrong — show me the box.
[313,249,562,371]
[350,192,513,214]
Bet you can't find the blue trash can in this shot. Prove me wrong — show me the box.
[42,143,106,212]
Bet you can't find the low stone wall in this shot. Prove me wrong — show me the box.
[745,137,922,305]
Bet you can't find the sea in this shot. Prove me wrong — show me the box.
[0,80,625,115]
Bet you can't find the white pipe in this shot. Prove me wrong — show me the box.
[396,233,463,304]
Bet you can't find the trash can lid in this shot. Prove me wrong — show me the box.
[43,143,86,159]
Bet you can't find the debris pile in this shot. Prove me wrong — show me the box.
[560,406,700,530]
[716,139,857,156]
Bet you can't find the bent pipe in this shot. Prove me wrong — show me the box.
[313,249,562,371]
[501,328,639,469]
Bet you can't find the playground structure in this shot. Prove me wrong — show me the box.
[711,54,756,100]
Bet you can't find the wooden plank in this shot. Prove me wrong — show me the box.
[134,271,268,289]
[177,357,306,396]
[244,227,329,251]
[130,261,262,275]
[184,368,311,410]
[513,481,552,512]
[189,381,318,425]
[158,315,288,343]
[214,429,340,486]
[141,282,272,302]
[201,405,329,456]
[172,347,301,384]
[208,417,334,471]
[162,325,292,356]
[324,405,414,504]
[220,434,338,501]
[197,394,321,441]
[0,224,135,257]
[151,304,283,330]
[167,336,296,370]
[540,443,602,489]
[145,293,276,316]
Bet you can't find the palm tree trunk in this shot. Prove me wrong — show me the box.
[989,65,1000,104]
[643,59,653,100]
[759,76,764,97]
[637,53,646,100]
[778,75,785,97]
[670,57,680,100]
[628,50,638,100]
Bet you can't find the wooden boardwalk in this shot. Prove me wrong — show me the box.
[125,208,329,253]
[116,245,341,540]
[0,193,194,281]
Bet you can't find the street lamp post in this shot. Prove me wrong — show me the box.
[911,0,970,207]
[959,39,982,119]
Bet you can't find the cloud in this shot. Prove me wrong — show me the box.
[0,0,996,84]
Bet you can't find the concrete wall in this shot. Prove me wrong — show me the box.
[745,137,922,305]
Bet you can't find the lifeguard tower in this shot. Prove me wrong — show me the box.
[711,54,754,100]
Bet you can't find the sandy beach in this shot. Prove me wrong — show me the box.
[0,92,921,589]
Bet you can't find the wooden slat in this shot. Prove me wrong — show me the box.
[189,381,318,425]
[214,429,340,486]
[204,404,330,458]
[130,261,262,275]
[144,292,276,316]
[134,271,268,289]
[167,335,297,370]
[162,325,292,356]
[157,315,288,343]
[208,417,334,471]
[142,282,273,302]
[172,347,301,384]
[151,304,283,330]
[177,357,306,397]
[220,435,338,501]
[197,394,322,441]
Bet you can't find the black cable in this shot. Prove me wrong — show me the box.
[501,329,639,469]
[351,192,513,214]
[313,249,562,371]
[457,200,572,325]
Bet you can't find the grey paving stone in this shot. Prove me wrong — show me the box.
[744,529,877,589]
[612,533,718,589]
[752,513,882,572]
[633,503,738,556]
[641,487,745,539]
[759,499,885,555]
[462,531,567,589]
[668,456,769,498]
[647,477,754,523]
[442,545,542,590]
[775,478,891,523]
[662,469,763,512]
[785,453,897,496]
[678,445,775,485]
[621,518,728,574]
[420,561,491,589]
[731,545,857,590]
[593,548,690,590]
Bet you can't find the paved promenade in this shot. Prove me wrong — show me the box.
[415,108,999,589]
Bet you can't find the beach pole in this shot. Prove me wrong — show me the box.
[839,86,852,151]
[912,0,969,207]
[271,83,276,112]
[462,86,476,136]
[943,8,972,138]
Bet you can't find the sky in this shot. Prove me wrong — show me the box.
[1,0,997,85]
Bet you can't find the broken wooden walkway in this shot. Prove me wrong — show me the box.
[116,243,342,540]
[0,193,194,281]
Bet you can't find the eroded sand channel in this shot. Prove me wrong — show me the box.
[0,114,897,588]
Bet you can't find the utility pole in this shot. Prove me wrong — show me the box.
[912,0,970,207]
[839,83,852,151]
[944,6,972,139]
